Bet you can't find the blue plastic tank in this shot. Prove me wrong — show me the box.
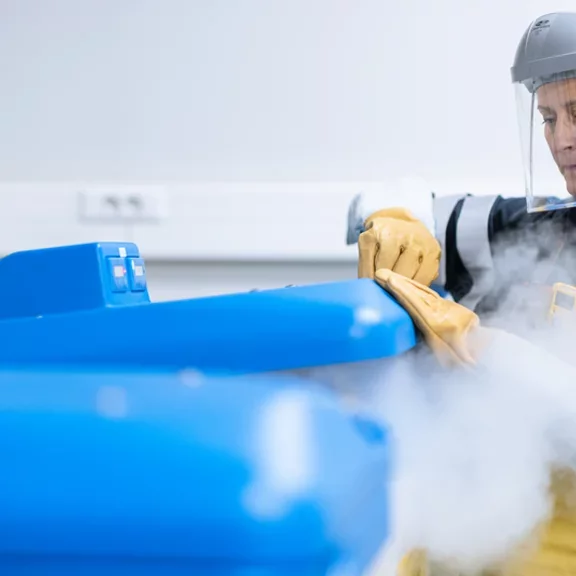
[0,242,417,373]
[0,368,390,575]
[0,241,416,574]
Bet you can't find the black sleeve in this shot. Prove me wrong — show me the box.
[444,196,575,303]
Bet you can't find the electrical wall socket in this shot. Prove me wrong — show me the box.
[78,187,168,222]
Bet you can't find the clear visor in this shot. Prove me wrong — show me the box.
[515,76,576,212]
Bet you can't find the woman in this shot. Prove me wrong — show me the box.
[360,12,576,575]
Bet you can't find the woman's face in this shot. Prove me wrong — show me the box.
[538,78,576,196]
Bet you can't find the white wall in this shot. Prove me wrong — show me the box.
[144,261,357,301]
[0,182,364,300]
[0,0,570,298]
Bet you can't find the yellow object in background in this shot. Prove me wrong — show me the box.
[398,550,430,576]
[397,472,576,576]
[548,283,576,323]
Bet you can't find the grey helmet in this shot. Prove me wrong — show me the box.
[511,12,576,93]
[511,12,576,212]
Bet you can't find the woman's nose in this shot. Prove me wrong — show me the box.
[553,115,576,151]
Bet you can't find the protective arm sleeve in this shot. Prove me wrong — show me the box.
[439,195,573,310]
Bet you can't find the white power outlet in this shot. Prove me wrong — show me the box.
[78,187,167,222]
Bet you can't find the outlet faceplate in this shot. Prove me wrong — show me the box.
[78,188,167,222]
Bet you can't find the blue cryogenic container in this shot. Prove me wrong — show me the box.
[0,242,418,374]
[0,241,420,575]
[0,368,390,575]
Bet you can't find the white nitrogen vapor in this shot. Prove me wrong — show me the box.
[368,324,576,574]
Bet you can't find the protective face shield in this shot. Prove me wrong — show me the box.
[511,12,576,212]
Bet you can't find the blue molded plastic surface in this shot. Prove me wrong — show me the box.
[0,368,390,575]
[0,243,417,371]
[0,242,150,321]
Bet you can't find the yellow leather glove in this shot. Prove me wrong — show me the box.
[374,268,480,367]
[359,208,442,287]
